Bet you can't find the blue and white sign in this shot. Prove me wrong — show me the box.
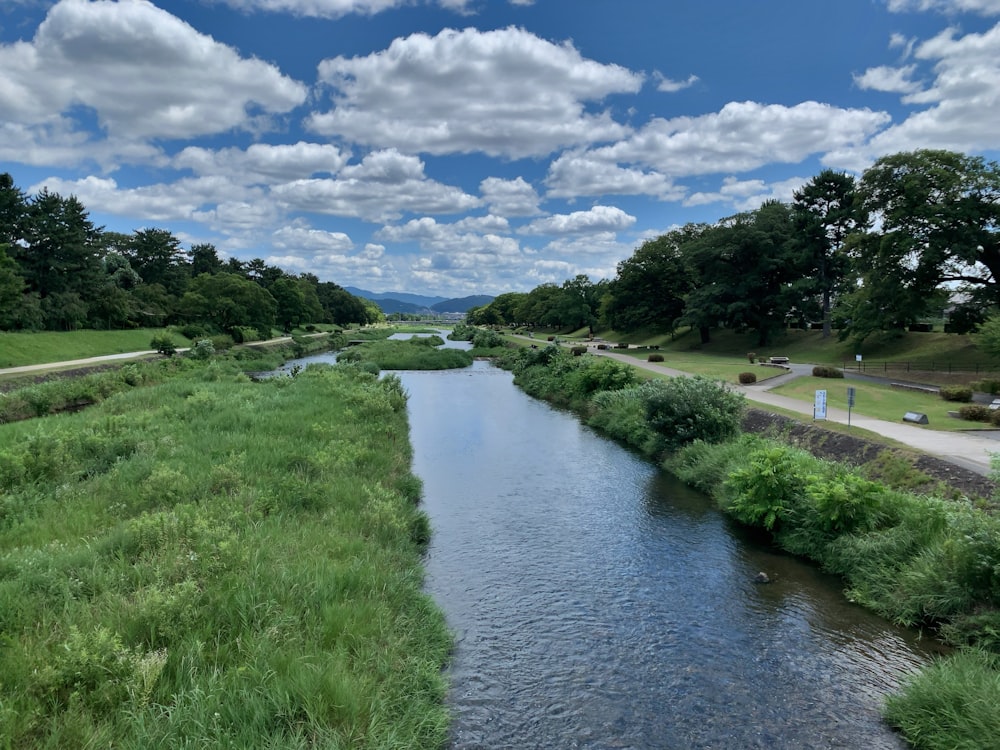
[814,389,828,420]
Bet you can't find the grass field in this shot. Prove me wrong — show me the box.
[0,329,178,367]
[0,362,450,748]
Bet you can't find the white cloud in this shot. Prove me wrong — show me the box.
[519,205,636,236]
[544,150,683,200]
[270,149,482,222]
[828,22,1000,166]
[684,175,810,212]
[271,221,355,252]
[886,0,1000,15]
[307,26,642,158]
[215,0,407,17]
[480,177,543,217]
[27,174,263,225]
[0,0,307,142]
[174,142,350,184]
[656,73,699,93]
[375,216,517,254]
[854,64,922,93]
[595,101,890,178]
[268,241,395,286]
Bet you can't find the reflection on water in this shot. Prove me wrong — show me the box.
[399,360,937,750]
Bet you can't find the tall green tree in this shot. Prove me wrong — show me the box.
[126,228,189,297]
[189,243,223,276]
[181,272,276,332]
[603,226,703,333]
[0,173,28,249]
[18,189,102,328]
[0,244,26,329]
[791,170,866,338]
[843,150,1000,342]
[681,201,800,347]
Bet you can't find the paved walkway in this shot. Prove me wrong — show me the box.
[591,349,999,477]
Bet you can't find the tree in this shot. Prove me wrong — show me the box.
[270,276,307,331]
[551,275,603,331]
[603,227,703,333]
[0,244,26,329]
[181,272,276,331]
[126,228,189,297]
[18,190,102,303]
[791,170,866,338]
[681,201,801,347]
[843,150,1000,342]
[189,243,223,276]
[0,173,28,249]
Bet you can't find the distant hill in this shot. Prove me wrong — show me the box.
[345,286,494,315]
[344,287,447,308]
[431,295,494,313]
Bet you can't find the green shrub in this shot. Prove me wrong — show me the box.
[959,404,991,422]
[571,346,587,356]
[738,371,757,384]
[189,339,216,360]
[176,323,208,340]
[973,378,1000,395]
[471,329,505,348]
[644,375,745,452]
[724,445,809,530]
[885,649,1000,750]
[940,385,974,402]
[990,409,1000,427]
[150,334,176,357]
[812,365,844,378]
[647,353,664,362]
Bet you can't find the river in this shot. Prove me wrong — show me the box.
[397,359,940,750]
[279,335,939,748]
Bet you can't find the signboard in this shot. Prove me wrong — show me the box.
[814,389,827,420]
[847,387,856,407]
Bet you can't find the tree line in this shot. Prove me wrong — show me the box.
[0,173,382,336]
[468,149,1000,347]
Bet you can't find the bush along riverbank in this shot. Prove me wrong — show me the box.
[0,359,451,748]
[495,344,1000,750]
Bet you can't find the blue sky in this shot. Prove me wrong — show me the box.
[2,0,999,298]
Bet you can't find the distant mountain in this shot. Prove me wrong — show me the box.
[431,295,494,313]
[345,286,494,315]
[344,287,448,308]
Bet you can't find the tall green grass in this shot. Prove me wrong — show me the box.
[338,337,473,370]
[0,362,450,748]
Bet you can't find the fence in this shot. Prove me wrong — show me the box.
[843,360,1000,375]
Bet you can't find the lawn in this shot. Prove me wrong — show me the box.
[771,376,989,431]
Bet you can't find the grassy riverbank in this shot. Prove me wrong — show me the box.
[0,359,451,747]
[496,344,1000,750]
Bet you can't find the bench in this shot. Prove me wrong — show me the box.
[769,356,790,365]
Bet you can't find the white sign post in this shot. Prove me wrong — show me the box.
[814,389,827,420]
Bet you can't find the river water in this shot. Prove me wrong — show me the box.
[396,359,941,750]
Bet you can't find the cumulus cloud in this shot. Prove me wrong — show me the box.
[0,0,307,141]
[684,175,810,212]
[27,174,264,225]
[886,0,1000,14]
[656,73,699,93]
[174,142,350,184]
[519,205,636,236]
[271,221,355,252]
[544,150,683,200]
[270,149,482,222]
[307,26,642,158]
[854,64,923,93]
[480,177,543,217]
[828,22,1000,166]
[592,101,890,178]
